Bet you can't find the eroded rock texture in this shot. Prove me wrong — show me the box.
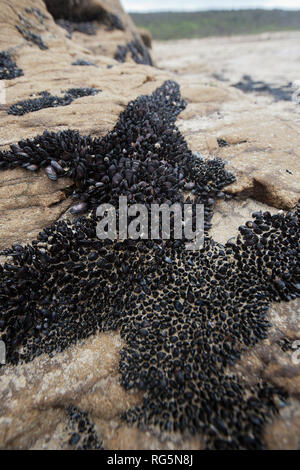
[0,1,299,451]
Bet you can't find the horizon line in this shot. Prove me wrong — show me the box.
[128,7,300,13]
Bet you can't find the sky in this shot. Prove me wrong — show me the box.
[121,0,300,12]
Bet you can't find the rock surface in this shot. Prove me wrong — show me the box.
[0,0,161,250]
[154,37,300,450]
[0,2,299,450]
[155,33,300,209]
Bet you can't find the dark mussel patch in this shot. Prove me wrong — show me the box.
[0,81,299,450]
[8,88,100,116]
[72,59,97,67]
[233,75,297,103]
[114,36,153,66]
[16,26,48,50]
[56,20,97,38]
[0,51,24,80]
[65,406,103,450]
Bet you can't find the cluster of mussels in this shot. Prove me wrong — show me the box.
[0,51,23,80]
[15,6,49,51]
[56,20,97,38]
[0,81,299,450]
[114,36,153,66]
[8,88,100,116]
[233,74,297,103]
[65,406,103,450]
[16,25,48,51]
[24,6,49,23]
[72,59,97,67]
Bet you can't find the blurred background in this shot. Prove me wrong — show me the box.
[121,0,300,40]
